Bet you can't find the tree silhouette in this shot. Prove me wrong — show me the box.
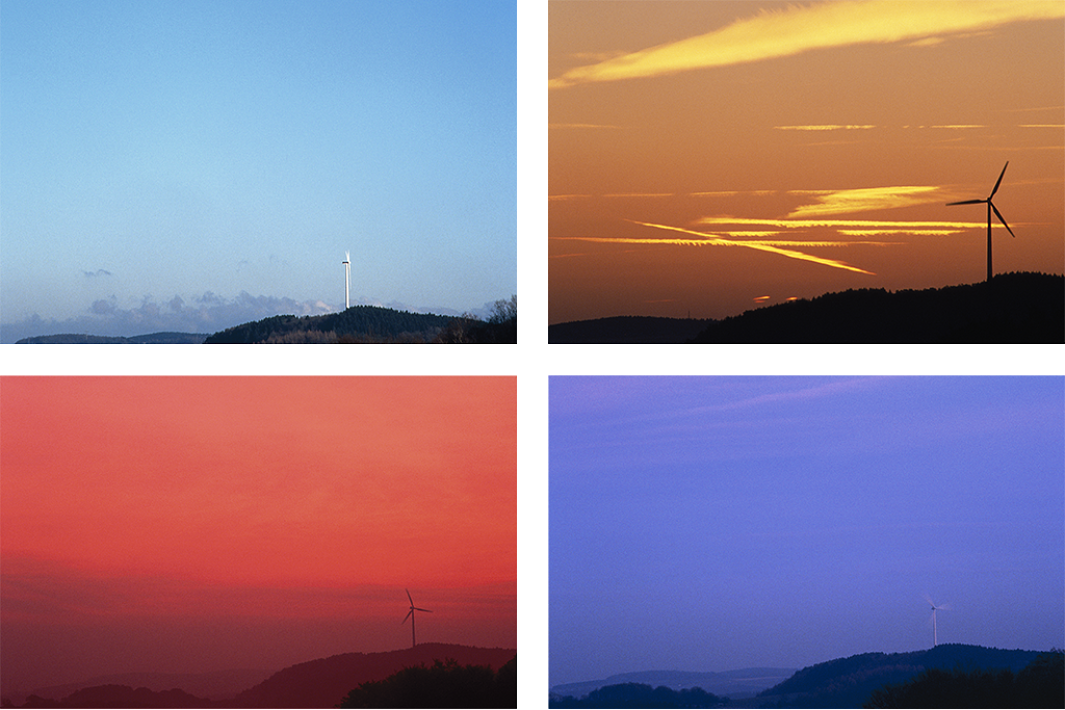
[337,657,516,709]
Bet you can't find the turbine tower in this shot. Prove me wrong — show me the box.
[946,161,1015,283]
[925,596,949,647]
[342,251,350,310]
[401,588,431,648]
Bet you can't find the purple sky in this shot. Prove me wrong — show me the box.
[549,377,1064,687]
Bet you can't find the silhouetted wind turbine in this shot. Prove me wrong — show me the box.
[946,161,1015,283]
[402,588,431,648]
[924,595,950,647]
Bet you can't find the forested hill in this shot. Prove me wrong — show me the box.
[692,272,1062,343]
[755,644,1051,708]
[204,305,458,343]
[548,272,1063,344]
[230,643,515,708]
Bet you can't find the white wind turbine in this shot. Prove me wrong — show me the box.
[924,595,950,647]
[342,251,351,310]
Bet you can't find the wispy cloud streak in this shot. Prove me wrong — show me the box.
[550,0,1065,88]
[556,219,882,275]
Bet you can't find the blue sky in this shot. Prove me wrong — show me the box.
[550,377,1064,687]
[0,0,515,340]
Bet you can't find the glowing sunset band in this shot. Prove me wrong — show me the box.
[550,0,1065,88]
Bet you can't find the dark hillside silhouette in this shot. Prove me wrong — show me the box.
[231,643,516,708]
[549,682,728,708]
[548,272,1063,343]
[338,656,516,708]
[0,645,513,709]
[864,650,1063,708]
[755,644,1047,708]
[549,316,714,344]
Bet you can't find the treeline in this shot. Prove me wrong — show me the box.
[204,306,454,343]
[204,295,517,343]
[865,650,1064,708]
[549,683,728,708]
[691,272,1063,344]
[337,657,516,708]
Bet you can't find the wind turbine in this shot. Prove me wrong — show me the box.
[401,588,431,648]
[342,251,351,310]
[924,595,950,647]
[946,161,1016,283]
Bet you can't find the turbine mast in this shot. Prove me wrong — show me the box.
[343,251,351,310]
[986,203,992,284]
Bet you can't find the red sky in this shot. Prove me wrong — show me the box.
[549,0,1065,323]
[0,377,516,692]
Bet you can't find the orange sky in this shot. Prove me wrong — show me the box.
[0,376,515,689]
[549,0,1065,323]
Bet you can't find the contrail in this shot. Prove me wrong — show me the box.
[555,219,880,275]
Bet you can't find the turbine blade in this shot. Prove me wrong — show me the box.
[990,203,1015,237]
[414,607,432,613]
[946,199,986,206]
[402,610,413,624]
[989,161,1009,199]
[406,589,413,604]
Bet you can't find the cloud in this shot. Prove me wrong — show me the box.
[785,185,952,217]
[549,0,1065,88]
[0,292,337,343]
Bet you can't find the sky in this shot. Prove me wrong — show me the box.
[550,376,1065,687]
[0,0,516,342]
[0,376,516,693]
[549,0,1065,324]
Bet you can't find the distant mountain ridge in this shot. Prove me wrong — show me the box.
[549,272,1064,343]
[547,645,1056,709]
[21,669,271,704]
[550,668,796,700]
[1,644,514,709]
[16,332,208,344]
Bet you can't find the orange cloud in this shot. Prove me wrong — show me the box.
[549,0,1065,88]
[785,185,952,217]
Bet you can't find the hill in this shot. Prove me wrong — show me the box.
[549,272,1064,343]
[1,645,515,709]
[753,644,1047,708]
[203,305,457,343]
[16,332,208,344]
[16,669,272,705]
[549,316,715,344]
[230,643,516,708]
[550,669,796,701]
